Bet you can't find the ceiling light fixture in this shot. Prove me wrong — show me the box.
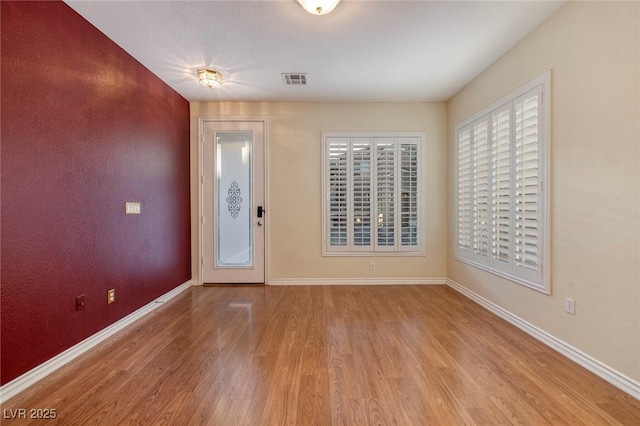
[198,69,222,88]
[297,0,341,15]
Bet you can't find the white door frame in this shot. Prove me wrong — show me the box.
[197,117,269,285]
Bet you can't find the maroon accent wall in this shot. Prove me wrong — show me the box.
[1,1,191,385]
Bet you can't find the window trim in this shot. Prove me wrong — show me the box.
[455,72,551,294]
[322,132,425,257]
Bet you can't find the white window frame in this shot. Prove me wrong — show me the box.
[455,72,551,294]
[322,132,425,256]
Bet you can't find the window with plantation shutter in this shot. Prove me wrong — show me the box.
[323,132,424,256]
[455,72,550,293]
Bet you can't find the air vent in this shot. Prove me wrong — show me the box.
[282,73,307,85]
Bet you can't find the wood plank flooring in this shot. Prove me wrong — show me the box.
[2,285,639,425]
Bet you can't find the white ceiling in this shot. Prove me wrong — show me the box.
[65,0,565,103]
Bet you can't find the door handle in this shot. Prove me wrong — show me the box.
[257,206,264,218]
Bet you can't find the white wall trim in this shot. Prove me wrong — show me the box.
[269,277,446,286]
[446,279,640,401]
[0,280,196,404]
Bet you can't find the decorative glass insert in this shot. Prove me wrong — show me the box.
[216,132,252,267]
[226,181,243,219]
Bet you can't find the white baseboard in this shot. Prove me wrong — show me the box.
[268,277,446,286]
[446,279,640,401]
[0,280,196,404]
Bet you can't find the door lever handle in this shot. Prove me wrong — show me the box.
[257,206,264,218]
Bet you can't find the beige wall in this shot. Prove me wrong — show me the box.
[190,102,448,282]
[447,2,639,381]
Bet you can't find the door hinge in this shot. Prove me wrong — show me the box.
[201,257,205,265]
[200,134,204,143]
[201,216,205,224]
[201,175,205,184]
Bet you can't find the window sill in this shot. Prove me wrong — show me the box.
[323,250,426,257]
[455,254,550,295]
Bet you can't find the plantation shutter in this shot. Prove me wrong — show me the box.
[375,139,396,251]
[491,105,512,270]
[352,138,372,250]
[454,73,549,293]
[399,138,420,250]
[514,87,542,282]
[324,133,423,255]
[473,119,490,259]
[457,128,473,252]
[327,138,349,251]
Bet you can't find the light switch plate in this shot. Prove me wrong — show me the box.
[125,202,141,214]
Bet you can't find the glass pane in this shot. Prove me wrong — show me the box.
[216,132,252,267]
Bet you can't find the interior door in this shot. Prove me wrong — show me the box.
[202,120,265,283]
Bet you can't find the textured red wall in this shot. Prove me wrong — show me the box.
[1,1,191,385]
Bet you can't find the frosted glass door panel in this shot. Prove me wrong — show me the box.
[216,132,252,267]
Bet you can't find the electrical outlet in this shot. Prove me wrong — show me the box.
[108,289,115,304]
[370,261,376,271]
[76,295,85,311]
[565,297,575,315]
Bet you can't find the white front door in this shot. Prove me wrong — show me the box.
[202,120,265,283]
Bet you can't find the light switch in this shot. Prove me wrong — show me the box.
[125,202,141,214]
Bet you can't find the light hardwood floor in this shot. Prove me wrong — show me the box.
[2,285,639,425]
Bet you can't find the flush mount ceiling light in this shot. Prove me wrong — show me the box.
[297,0,341,15]
[198,69,222,88]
